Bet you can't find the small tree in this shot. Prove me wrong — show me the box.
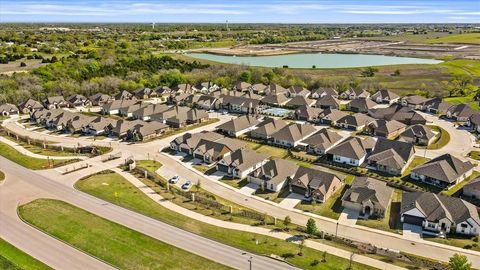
[283,215,291,228]
[322,251,327,262]
[361,66,378,77]
[20,61,26,67]
[392,69,401,76]
[449,254,472,270]
[306,218,317,235]
[298,239,305,256]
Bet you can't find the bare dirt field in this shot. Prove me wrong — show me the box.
[0,59,46,75]
[195,39,480,60]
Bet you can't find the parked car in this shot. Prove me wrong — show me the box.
[221,110,228,115]
[169,175,179,184]
[182,180,192,190]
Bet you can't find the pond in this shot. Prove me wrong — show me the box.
[187,53,442,69]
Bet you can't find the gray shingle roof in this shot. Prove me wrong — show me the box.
[411,154,474,184]
[342,177,392,211]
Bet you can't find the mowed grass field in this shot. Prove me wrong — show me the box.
[19,199,233,270]
[0,141,79,170]
[0,238,52,270]
[75,172,374,270]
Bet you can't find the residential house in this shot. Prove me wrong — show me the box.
[398,124,438,146]
[101,99,138,115]
[318,108,347,125]
[250,118,288,140]
[410,154,475,189]
[328,136,376,166]
[0,103,19,116]
[294,105,322,123]
[365,119,406,138]
[67,94,91,108]
[400,95,428,110]
[311,87,338,99]
[43,96,68,109]
[172,84,193,94]
[287,86,310,98]
[128,121,169,141]
[370,105,426,125]
[193,137,246,164]
[150,106,209,128]
[248,159,299,192]
[119,102,148,118]
[422,98,451,115]
[154,86,172,98]
[134,88,158,100]
[168,93,192,106]
[301,128,344,155]
[18,99,43,114]
[83,117,117,135]
[221,95,264,114]
[261,93,290,106]
[468,114,480,134]
[216,115,260,137]
[66,115,96,134]
[462,177,480,200]
[285,96,316,108]
[170,131,224,154]
[346,98,376,113]
[192,95,218,110]
[132,104,170,121]
[217,149,270,178]
[271,123,317,147]
[289,167,343,202]
[371,89,399,104]
[341,177,393,218]
[89,93,112,106]
[339,88,370,100]
[446,104,476,122]
[233,82,253,92]
[114,90,135,101]
[366,138,415,175]
[401,192,480,236]
[194,82,219,94]
[264,83,287,96]
[252,83,268,94]
[315,95,340,109]
[335,113,375,131]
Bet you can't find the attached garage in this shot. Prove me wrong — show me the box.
[216,163,229,173]
[402,214,424,226]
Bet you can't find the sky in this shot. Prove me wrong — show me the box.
[0,0,479,23]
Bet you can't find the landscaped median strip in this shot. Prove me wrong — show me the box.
[75,169,395,270]
[18,199,233,270]
[0,141,80,170]
[0,238,52,270]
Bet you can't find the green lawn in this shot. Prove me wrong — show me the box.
[255,145,289,159]
[426,125,451,150]
[356,189,402,234]
[426,234,480,252]
[219,176,249,189]
[441,171,480,197]
[0,141,80,170]
[75,172,373,270]
[427,33,480,45]
[295,175,355,220]
[469,151,480,161]
[135,160,162,172]
[0,238,52,270]
[19,199,232,270]
[2,136,84,157]
[444,94,480,111]
[0,170,4,182]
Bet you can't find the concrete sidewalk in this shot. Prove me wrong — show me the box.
[112,167,406,270]
[0,136,88,160]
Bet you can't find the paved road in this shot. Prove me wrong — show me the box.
[4,113,480,267]
[0,157,298,270]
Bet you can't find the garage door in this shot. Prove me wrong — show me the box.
[403,215,424,226]
[217,164,229,173]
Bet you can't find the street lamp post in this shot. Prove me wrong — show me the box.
[335,222,339,237]
[242,253,253,270]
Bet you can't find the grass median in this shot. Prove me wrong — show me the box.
[18,199,233,270]
[0,238,52,270]
[0,141,80,170]
[75,172,374,270]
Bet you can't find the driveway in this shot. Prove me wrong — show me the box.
[239,182,259,195]
[278,193,304,209]
[209,171,227,181]
[338,208,359,226]
[402,224,423,240]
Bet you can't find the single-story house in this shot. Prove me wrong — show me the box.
[67,94,91,108]
[401,192,480,236]
[114,90,135,101]
[170,131,224,154]
[341,177,393,218]
[339,88,370,100]
[446,104,476,122]
[318,108,347,125]
[89,93,113,106]
[365,119,406,138]
[216,115,260,137]
[294,105,322,123]
[335,113,375,131]
[400,95,428,110]
[250,118,288,140]
[366,138,415,175]
[101,99,138,115]
[0,103,19,116]
[398,124,438,146]
[311,87,338,99]
[410,154,475,189]
[346,98,376,113]
[271,122,317,148]
[462,177,480,200]
[233,82,253,92]
[422,98,451,115]
[19,99,43,114]
[328,136,376,166]
[193,137,246,164]
[371,89,399,104]
[287,86,310,98]
[217,149,270,178]
[301,128,344,155]
[134,88,158,100]
[289,167,343,202]
[248,159,299,192]
[43,96,68,109]
[315,94,340,110]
